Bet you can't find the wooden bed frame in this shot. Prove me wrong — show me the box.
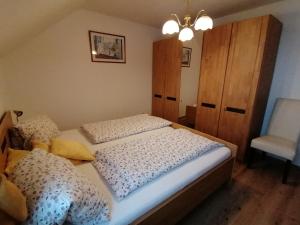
[0,112,237,225]
[0,112,12,172]
[132,123,236,225]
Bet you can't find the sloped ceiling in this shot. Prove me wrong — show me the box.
[0,0,282,57]
[0,0,85,57]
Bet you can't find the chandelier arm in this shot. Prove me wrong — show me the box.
[190,9,205,27]
[171,13,183,27]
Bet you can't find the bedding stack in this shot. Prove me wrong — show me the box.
[10,150,110,225]
[5,115,63,177]
[81,114,225,200]
[3,114,111,225]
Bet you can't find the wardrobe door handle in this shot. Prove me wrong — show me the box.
[166,96,176,101]
[201,102,216,109]
[225,107,246,114]
[154,94,162,98]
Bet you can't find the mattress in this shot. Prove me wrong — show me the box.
[60,127,231,225]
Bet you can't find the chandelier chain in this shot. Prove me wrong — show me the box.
[185,0,192,15]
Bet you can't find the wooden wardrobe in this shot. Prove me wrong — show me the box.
[152,38,182,122]
[196,15,282,161]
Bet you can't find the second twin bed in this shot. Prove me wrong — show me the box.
[60,114,234,224]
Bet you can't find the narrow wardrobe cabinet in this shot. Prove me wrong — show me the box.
[196,23,232,136]
[152,38,182,122]
[196,15,282,161]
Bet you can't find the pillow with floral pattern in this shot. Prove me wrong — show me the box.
[15,115,60,144]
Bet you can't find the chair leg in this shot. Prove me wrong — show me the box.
[247,148,256,168]
[261,151,267,160]
[282,160,291,184]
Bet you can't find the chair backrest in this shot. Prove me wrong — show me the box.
[267,98,300,142]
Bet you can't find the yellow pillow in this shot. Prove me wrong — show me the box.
[31,139,49,152]
[51,138,95,161]
[5,149,29,175]
[69,159,84,166]
[0,174,27,222]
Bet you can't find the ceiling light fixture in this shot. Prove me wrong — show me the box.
[162,0,213,42]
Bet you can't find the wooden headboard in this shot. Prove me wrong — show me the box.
[0,111,13,173]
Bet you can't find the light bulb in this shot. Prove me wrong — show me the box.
[178,27,194,42]
[194,15,213,31]
[162,20,179,35]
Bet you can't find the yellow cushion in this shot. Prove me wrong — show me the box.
[31,139,49,152]
[5,149,29,175]
[0,174,27,221]
[51,138,95,161]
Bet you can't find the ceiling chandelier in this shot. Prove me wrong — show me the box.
[162,0,213,42]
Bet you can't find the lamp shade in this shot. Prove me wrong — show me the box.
[178,27,194,42]
[162,20,180,34]
[194,15,213,31]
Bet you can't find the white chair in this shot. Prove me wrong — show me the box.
[248,98,300,184]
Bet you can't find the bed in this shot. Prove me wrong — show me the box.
[0,112,237,225]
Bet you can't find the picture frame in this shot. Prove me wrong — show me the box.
[88,30,126,63]
[182,47,192,67]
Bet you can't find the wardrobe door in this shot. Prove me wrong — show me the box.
[218,17,263,157]
[196,24,232,136]
[152,40,165,118]
[163,38,182,122]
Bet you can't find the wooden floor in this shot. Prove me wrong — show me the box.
[178,156,300,225]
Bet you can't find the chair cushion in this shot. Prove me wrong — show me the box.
[251,135,296,160]
[268,98,300,142]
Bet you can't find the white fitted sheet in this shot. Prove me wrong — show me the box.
[60,127,231,225]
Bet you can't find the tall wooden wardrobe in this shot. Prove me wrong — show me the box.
[152,38,182,122]
[196,15,282,161]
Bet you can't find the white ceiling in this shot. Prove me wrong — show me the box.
[0,0,282,57]
[84,0,282,27]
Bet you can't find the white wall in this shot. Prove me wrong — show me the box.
[1,9,160,129]
[215,0,300,165]
[179,34,202,117]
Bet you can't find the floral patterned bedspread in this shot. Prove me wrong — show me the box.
[92,128,224,200]
[81,114,172,144]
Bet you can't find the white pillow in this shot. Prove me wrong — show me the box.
[15,115,60,143]
[82,114,172,144]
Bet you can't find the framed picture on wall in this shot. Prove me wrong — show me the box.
[181,47,192,67]
[88,30,126,63]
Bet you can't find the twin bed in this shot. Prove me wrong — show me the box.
[0,112,237,225]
